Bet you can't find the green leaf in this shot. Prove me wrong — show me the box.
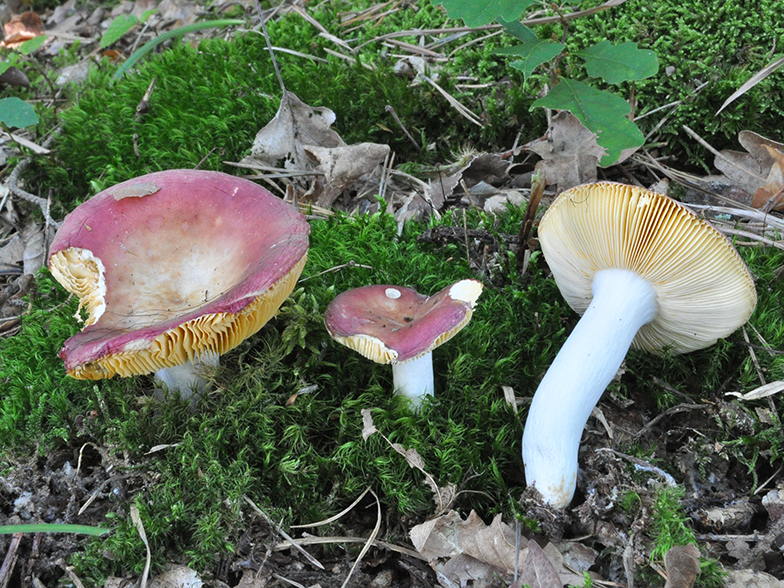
[0,97,38,129]
[577,40,659,84]
[497,17,537,42]
[0,523,110,536]
[431,0,538,27]
[140,8,157,23]
[532,79,644,166]
[101,14,140,49]
[113,19,244,80]
[18,35,48,55]
[495,22,563,80]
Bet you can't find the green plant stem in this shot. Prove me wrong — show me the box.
[0,523,111,536]
[113,19,244,80]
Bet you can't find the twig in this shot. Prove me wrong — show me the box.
[244,495,325,570]
[352,0,630,52]
[5,130,61,228]
[385,104,419,150]
[417,73,483,127]
[633,403,704,438]
[339,490,381,588]
[255,0,285,93]
[271,535,425,560]
[0,533,22,588]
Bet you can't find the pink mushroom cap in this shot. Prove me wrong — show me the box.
[48,169,309,380]
[323,280,483,364]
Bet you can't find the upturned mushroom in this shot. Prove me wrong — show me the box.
[48,169,310,400]
[324,279,483,408]
[523,181,756,508]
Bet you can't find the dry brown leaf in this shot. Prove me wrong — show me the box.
[304,142,389,207]
[724,569,784,588]
[410,510,591,588]
[663,544,700,588]
[2,12,45,48]
[244,92,389,208]
[248,91,345,170]
[714,131,784,210]
[410,510,522,571]
[430,153,510,210]
[512,541,562,588]
[148,565,202,588]
[0,235,24,271]
[523,111,604,192]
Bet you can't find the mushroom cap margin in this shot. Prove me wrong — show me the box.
[48,169,310,379]
[537,181,757,354]
[323,279,483,364]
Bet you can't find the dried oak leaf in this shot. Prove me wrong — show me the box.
[305,142,389,208]
[714,131,784,210]
[248,91,345,170]
[2,12,45,48]
[663,544,700,588]
[410,510,588,587]
[523,111,605,192]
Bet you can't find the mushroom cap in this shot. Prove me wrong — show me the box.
[538,181,757,354]
[48,169,310,379]
[324,279,483,364]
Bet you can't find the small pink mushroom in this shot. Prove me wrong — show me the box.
[324,280,483,408]
[48,169,310,400]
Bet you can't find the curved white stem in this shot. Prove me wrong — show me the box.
[522,269,658,508]
[392,351,434,410]
[154,350,220,404]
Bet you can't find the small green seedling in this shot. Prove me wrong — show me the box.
[0,35,47,129]
[432,0,658,165]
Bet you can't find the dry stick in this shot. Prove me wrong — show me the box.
[352,0,630,52]
[243,495,325,570]
[682,125,768,184]
[516,168,545,273]
[385,104,419,150]
[418,73,483,127]
[271,535,425,560]
[255,0,285,94]
[291,487,372,529]
[754,462,784,496]
[339,490,382,588]
[0,533,22,588]
[6,131,61,228]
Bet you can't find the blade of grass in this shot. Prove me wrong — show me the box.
[113,19,244,80]
[0,523,110,536]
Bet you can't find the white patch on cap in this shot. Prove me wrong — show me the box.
[448,279,483,307]
[385,288,401,299]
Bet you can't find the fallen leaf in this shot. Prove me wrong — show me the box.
[410,510,522,571]
[249,91,345,170]
[149,565,202,588]
[2,12,46,48]
[512,541,562,588]
[726,380,784,401]
[663,544,700,588]
[304,142,389,207]
[360,408,377,440]
[430,152,510,209]
[715,131,784,210]
[523,111,604,192]
[724,569,784,588]
[0,234,24,271]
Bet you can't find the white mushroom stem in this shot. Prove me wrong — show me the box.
[154,351,220,403]
[522,268,658,508]
[392,352,434,409]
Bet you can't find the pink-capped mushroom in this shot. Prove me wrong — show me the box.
[48,169,309,400]
[324,279,483,408]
